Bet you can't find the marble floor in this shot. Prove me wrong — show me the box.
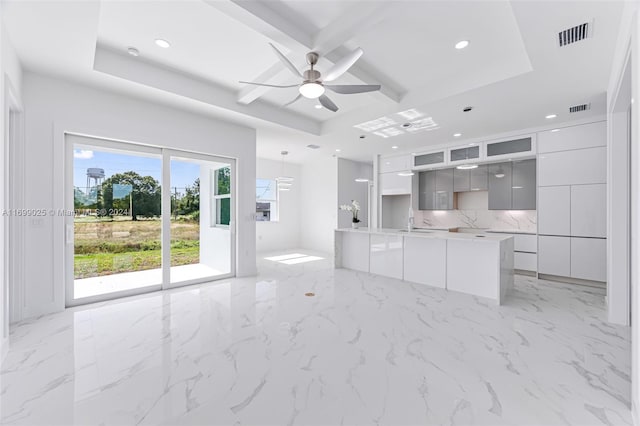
[1,251,632,425]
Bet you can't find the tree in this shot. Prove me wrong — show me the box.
[101,172,161,220]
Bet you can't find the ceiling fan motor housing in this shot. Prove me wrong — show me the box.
[303,69,321,83]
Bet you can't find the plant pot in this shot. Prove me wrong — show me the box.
[351,222,359,229]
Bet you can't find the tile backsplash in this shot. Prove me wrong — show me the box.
[415,209,537,232]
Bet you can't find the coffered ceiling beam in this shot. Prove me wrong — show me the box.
[205,0,402,106]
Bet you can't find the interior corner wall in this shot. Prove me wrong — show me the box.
[256,157,301,253]
[299,156,338,254]
[20,72,256,320]
[0,5,23,361]
[337,158,373,229]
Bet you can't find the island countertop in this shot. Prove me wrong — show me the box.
[335,227,514,304]
[336,227,513,242]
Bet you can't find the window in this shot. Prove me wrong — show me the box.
[256,178,278,221]
[212,167,231,226]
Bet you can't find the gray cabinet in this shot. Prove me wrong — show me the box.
[418,171,435,210]
[488,163,512,210]
[512,159,536,210]
[435,169,454,210]
[488,160,536,210]
[419,169,454,210]
[453,168,470,192]
[453,165,488,192]
[470,165,488,191]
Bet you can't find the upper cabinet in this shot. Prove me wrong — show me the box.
[485,135,536,161]
[453,165,488,192]
[419,169,454,210]
[488,160,536,210]
[380,172,412,195]
[488,163,513,210]
[511,159,537,210]
[379,154,411,173]
[413,150,447,170]
[448,144,482,166]
[538,147,606,186]
[538,121,606,153]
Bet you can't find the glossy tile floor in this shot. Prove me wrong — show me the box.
[1,251,631,425]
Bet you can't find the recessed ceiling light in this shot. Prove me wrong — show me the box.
[127,47,139,57]
[391,145,398,149]
[545,114,557,119]
[454,133,462,137]
[314,104,322,109]
[455,40,470,49]
[335,149,341,152]
[155,39,171,48]
[551,128,560,132]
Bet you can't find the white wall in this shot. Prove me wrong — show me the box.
[256,157,301,252]
[299,156,338,254]
[20,73,256,320]
[607,2,640,422]
[0,4,23,361]
[337,158,373,228]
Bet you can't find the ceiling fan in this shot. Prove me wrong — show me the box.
[239,43,381,112]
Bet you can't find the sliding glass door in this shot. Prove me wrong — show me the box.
[65,135,235,306]
[167,152,234,287]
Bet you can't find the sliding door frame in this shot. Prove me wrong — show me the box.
[64,134,237,307]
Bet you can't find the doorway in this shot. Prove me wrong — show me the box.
[65,134,236,306]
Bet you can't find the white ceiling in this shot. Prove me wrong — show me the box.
[3,0,625,164]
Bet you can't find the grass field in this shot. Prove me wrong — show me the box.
[74,217,200,279]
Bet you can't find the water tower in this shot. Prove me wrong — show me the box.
[86,168,105,195]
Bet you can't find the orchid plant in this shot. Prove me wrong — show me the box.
[339,199,361,223]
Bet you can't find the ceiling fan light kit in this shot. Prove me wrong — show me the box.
[240,44,381,112]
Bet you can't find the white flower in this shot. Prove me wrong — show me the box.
[351,200,360,211]
[339,204,353,212]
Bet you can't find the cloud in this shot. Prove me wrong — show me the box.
[74,149,94,159]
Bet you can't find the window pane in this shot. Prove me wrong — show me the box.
[216,167,231,195]
[217,198,230,225]
[256,178,276,201]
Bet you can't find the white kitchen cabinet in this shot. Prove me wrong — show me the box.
[538,236,571,277]
[571,237,606,282]
[513,234,537,253]
[538,121,606,154]
[413,150,447,170]
[571,184,606,238]
[339,231,370,272]
[515,252,537,271]
[370,233,403,279]
[538,186,570,236]
[538,147,606,186]
[380,172,412,195]
[380,154,411,173]
[485,135,536,161]
[403,237,446,288]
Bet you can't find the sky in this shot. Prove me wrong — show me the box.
[73,149,200,192]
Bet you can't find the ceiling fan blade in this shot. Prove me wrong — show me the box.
[319,94,339,112]
[239,81,299,88]
[269,43,302,78]
[325,84,381,94]
[282,93,302,107]
[323,47,364,82]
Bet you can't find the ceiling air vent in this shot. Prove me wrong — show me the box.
[558,22,591,47]
[306,144,321,149]
[569,103,591,113]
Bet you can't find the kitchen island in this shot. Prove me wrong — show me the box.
[335,228,514,304]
